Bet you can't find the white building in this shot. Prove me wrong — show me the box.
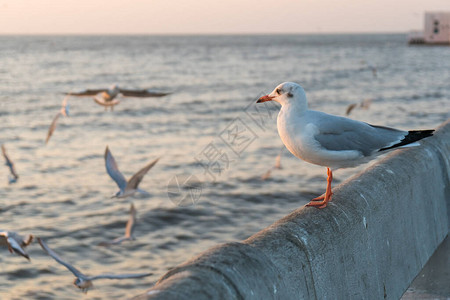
[409,12,450,45]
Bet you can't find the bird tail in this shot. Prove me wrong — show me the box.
[379,130,434,152]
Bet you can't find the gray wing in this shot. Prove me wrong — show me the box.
[37,238,86,278]
[21,234,33,246]
[67,88,108,96]
[274,150,282,169]
[125,203,136,238]
[345,103,357,115]
[104,147,127,191]
[1,145,8,163]
[98,203,136,246]
[88,272,153,281]
[310,111,406,156]
[118,88,171,98]
[1,232,30,260]
[46,113,61,144]
[126,157,160,190]
[1,145,18,179]
[6,236,29,260]
[8,231,33,247]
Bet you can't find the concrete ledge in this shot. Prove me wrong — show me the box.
[133,119,450,300]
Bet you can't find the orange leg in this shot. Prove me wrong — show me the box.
[306,168,333,209]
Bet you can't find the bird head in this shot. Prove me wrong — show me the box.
[257,82,308,111]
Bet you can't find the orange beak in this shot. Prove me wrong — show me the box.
[257,95,275,103]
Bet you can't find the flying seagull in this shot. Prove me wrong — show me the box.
[345,98,372,115]
[261,147,283,181]
[0,231,33,260]
[46,113,62,144]
[45,95,70,144]
[104,146,160,198]
[260,169,272,181]
[274,147,283,170]
[98,203,137,246]
[60,94,70,117]
[94,97,121,111]
[93,84,121,111]
[257,82,433,208]
[67,84,171,111]
[1,144,19,183]
[360,60,378,78]
[37,238,153,293]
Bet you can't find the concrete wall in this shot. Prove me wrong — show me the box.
[133,119,450,300]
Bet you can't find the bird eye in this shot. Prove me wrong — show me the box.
[276,88,281,95]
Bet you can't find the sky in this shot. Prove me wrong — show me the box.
[0,0,450,34]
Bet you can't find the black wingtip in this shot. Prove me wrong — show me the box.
[379,129,434,152]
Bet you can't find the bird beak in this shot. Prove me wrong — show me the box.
[257,95,275,103]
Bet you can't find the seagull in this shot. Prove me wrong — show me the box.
[37,238,153,293]
[104,146,160,198]
[67,84,172,111]
[261,147,283,181]
[257,82,434,208]
[94,97,121,111]
[1,144,19,183]
[0,231,33,260]
[45,96,70,144]
[274,147,283,169]
[261,169,272,181]
[360,60,378,78]
[368,64,377,78]
[45,113,62,144]
[345,98,372,115]
[93,84,121,111]
[98,203,136,246]
[60,94,70,117]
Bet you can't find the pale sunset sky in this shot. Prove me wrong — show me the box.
[0,0,449,34]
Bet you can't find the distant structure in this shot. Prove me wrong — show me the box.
[408,12,450,45]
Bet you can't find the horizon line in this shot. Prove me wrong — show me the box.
[0,31,411,36]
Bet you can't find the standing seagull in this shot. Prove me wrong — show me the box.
[1,145,19,184]
[37,238,153,293]
[257,82,434,208]
[98,203,137,246]
[105,146,160,198]
[0,231,33,260]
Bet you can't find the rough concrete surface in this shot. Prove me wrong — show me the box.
[133,119,450,300]
[401,235,450,299]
